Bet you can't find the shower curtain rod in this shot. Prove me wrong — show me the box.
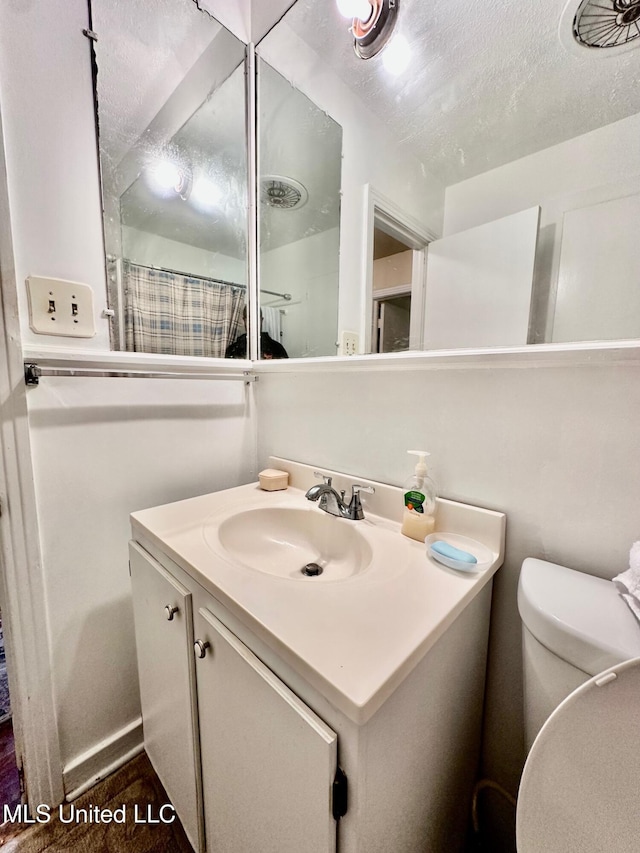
[121,259,292,301]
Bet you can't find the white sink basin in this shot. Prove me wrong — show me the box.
[211,506,373,581]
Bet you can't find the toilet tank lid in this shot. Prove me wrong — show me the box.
[518,558,640,676]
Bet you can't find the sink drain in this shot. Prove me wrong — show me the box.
[301,562,323,577]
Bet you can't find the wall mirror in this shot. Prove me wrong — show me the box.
[256,0,640,357]
[257,58,342,358]
[92,0,251,359]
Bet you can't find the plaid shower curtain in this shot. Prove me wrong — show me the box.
[124,262,245,357]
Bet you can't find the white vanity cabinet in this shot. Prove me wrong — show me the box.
[129,459,506,853]
[129,542,204,852]
[130,540,342,853]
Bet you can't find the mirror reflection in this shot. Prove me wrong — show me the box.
[258,58,342,358]
[257,0,640,356]
[93,0,250,358]
[371,230,414,354]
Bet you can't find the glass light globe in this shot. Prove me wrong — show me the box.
[147,158,183,195]
[336,0,373,21]
[382,34,411,75]
[191,176,221,213]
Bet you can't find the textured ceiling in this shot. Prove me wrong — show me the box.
[93,0,222,170]
[274,0,640,185]
[258,59,342,252]
[120,64,248,259]
[95,0,249,260]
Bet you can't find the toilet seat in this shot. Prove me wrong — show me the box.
[516,656,640,853]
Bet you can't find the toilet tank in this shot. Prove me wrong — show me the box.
[518,557,640,749]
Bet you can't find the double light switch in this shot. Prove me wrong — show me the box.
[26,276,96,338]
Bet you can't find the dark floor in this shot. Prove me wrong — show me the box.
[0,718,21,812]
[0,723,512,852]
[0,751,193,852]
[0,739,494,851]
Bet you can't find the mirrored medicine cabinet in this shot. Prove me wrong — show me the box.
[92,0,640,363]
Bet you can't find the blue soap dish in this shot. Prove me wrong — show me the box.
[425,533,493,573]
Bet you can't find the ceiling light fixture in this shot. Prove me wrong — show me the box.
[338,0,400,61]
[146,156,192,200]
[381,33,411,74]
[337,0,374,20]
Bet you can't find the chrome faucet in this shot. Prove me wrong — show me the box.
[305,473,375,521]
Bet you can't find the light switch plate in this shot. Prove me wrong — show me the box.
[26,276,96,338]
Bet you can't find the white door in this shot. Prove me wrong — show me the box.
[194,607,339,853]
[376,294,411,353]
[424,206,540,349]
[552,192,640,342]
[129,542,204,852]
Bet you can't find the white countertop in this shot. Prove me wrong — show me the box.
[130,458,505,724]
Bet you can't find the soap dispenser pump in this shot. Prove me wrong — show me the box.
[401,450,437,542]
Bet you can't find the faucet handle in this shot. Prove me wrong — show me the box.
[347,484,375,520]
[351,484,375,497]
[313,471,332,486]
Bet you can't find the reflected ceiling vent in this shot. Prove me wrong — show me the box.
[572,0,640,49]
[261,176,308,210]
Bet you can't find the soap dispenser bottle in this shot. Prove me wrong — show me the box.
[401,450,437,542]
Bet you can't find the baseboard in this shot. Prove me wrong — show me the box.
[63,717,144,800]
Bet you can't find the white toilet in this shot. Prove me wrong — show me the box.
[516,557,640,852]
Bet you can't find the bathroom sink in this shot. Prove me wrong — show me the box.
[211,506,373,580]
[132,457,506,722]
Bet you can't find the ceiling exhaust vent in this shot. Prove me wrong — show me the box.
[572,0,640,49]
[261,176,309,210]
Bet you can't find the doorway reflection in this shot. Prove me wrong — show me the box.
[371,229,414,354]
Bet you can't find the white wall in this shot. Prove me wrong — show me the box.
[122,226,247,284]
[251,0,297,42]
[0,0,111,352]
[373,251,412,292]
[261,227,340,358]
[256,358,640,850]
[443,112,640,235]
[27,377,254,786]
[199,0,295,43]
[199,0,251,43]
[0,0,257,795]
[258,25,445,344]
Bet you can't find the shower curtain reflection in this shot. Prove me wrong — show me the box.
[124,262,245,357]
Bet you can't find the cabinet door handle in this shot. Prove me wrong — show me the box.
[164,605,179,621]
[194,639,210,659]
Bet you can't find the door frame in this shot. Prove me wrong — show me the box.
[362,184,437,354]
[0,108,64,807]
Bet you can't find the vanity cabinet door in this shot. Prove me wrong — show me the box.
[129,542,204,853]
[194,607,338,853]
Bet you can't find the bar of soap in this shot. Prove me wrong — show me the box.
[429,540,478,571]
[258,468,289,491]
